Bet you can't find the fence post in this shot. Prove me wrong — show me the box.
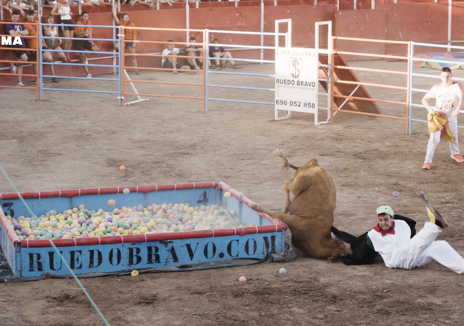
[121,27,125,106]
[186,1,190,46]
[406,41,411,134]
[260,0,264,64]
[39,22,43,101]
[118,26,123,107]
[205,29,210,112]
[408,42,414,135]
[448,0,452,52]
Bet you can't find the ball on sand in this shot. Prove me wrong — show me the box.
[120,165,126,171]
[392,191,399,197]
[279,268,287,275]
[108,199,116,206]
[239,276,246,282]
[123,188,130,195]
[224,192,230,198]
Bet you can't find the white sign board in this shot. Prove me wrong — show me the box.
[275,47,319,121]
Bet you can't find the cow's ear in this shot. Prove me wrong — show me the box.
[310,158,319,166]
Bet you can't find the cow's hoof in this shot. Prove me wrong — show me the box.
[249,204,260,212]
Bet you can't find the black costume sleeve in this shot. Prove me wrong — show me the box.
[331,214,417,266]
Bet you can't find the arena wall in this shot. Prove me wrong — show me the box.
[0,1,462,85]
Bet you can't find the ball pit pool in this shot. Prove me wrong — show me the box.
[7,203,250,241]
[0,182,285,278]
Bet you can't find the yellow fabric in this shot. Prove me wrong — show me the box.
[427,111,453,144]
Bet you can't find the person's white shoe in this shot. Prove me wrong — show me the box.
[195,66,200,70]
[87,74,92,78]
[11,64,17,74]
[17,81,25,87]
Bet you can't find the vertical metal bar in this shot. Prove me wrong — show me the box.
[354,0,356,10]
[38,0,42,18]
[288,19,292,48]
[330,36,335,123]
[275,20,279,49]
[196,0,199,9]
[112,0,116,75]
[186,1,189,45]
[235,0,238,7]
[274,0,276,6]
[313,0,316,5]
[205,29,210,112]
[121,27,125,106]
[202,30,206,112]
[448,0,452,52]
[336,0,339,10]
[156,0,159,10]
[260,0,264,64]
[38,22,42,101]
[408,42,415,135]
[371,0,375,9]
[406,41,411,134]
[327,21,332,122]
[118,26,122,107]
[79,0,82,15]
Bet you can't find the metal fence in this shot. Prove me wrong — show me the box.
[408,41,464,134]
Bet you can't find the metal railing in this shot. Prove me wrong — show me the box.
[39,22,122,105]
[330,36,412,133]
[0,21,39,99]
[408,41,464,134]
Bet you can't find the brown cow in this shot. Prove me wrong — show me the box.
[249,150,347,260]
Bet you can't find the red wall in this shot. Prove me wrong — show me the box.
[1,0,464,85]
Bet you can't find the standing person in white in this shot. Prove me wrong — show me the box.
[421,67,464,170]
[51,0,73,63]
[367,206,464,274]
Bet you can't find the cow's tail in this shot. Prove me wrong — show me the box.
[272,149,292,170]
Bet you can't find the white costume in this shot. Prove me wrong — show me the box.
[368,220,464,274]
[424,81,463,163]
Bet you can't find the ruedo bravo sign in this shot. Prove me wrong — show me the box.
[275,48,318,114]
[21,233,283,277]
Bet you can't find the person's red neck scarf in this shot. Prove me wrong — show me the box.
[374,221,395,237]
[58,0,67,4]
[80,19,90,25]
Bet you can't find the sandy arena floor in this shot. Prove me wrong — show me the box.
[1,61,464,325]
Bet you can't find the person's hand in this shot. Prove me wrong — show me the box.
[58,39,62,44]
[20,9,25,16]
[69,11,73,15]
[85,30,90,37]
[452,109,460,118]
[130,0,135,5]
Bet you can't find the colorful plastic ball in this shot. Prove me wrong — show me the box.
[120,165,126,171]
[108,199,116,206]
[239,276,246,282]
[279,268,287,275]
[392,191,399,197]
[123,188,130,194]
[238,192,244,198]
[224,192,230,198]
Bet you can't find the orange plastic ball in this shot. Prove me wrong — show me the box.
[108,199,116,206]
[120,165,126,171]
